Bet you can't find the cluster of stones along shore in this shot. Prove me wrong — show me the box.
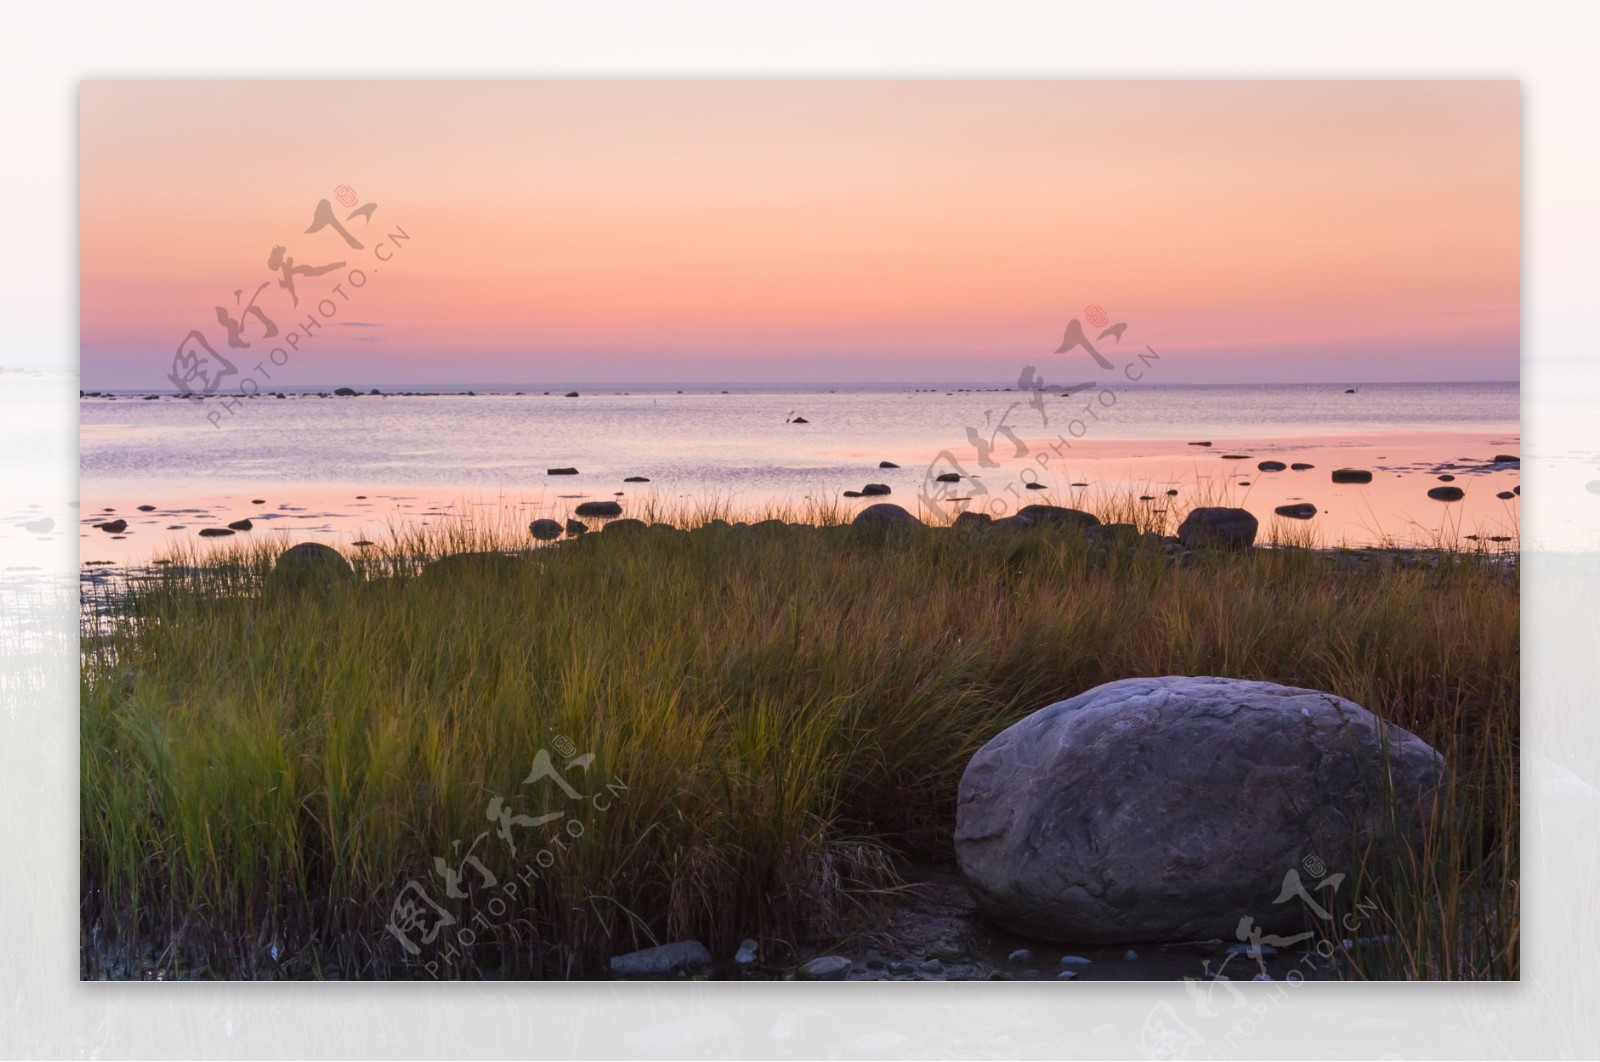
[89,452,1518,542]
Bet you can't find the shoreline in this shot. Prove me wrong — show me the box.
[78,430,1520,567]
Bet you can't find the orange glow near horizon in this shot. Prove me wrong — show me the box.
[80,81,1519,388]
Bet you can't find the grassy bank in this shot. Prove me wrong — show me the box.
[80,502,1519,979]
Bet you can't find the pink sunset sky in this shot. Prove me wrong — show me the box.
[79,81,1519,389]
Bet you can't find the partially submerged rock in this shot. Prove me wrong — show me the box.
[1176,507,1258,549]
[574,500,623,518]
[528,518,564,541]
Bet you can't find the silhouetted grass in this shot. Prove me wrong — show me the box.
[80,498,1517,979]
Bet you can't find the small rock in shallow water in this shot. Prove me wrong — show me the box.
[799,955,851,980]
[1274,503,1317,520]
[1257,460,1286,472]
[1437,474,1456,481]
[1496,491,1515,500]
[879,461,900,468]
[861,483,891,496]
[227,519,252,531]
[1177,507,1257,549]
[935,472,960,483]
[623,476,649,482]
[734,939,759,965]
[565,518,588,535]
[1331,468,1373,484]
[1291,462,1314,470]
[137,504,156,511]
[574,500,622,517]
[1008,949,1036,966]
[529,518,563,541]
[198,528,235,537]
[548,467,579,476]
[1427,486,1465,502]
[1060,955,1091,966]
[96,519,128,533]
[1057,970,1078,980]
[1125,949,1139,961]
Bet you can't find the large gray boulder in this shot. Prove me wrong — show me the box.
[954,676,1445,944]
[1176,507,1258,549]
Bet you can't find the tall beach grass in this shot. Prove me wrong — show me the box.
[80,495,1518,979]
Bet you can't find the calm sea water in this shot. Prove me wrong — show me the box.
[81,381,1515,488]
[74,380,1524,557]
